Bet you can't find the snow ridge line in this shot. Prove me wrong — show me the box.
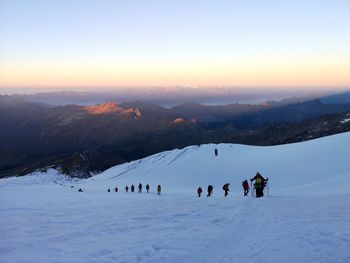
[99,160,143,182]
[167,147,194,166]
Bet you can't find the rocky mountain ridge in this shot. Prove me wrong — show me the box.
[1,94,350,178]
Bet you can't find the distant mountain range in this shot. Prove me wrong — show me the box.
[9,87,347,107]
[1,92,350,178]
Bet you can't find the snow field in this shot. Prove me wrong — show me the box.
[1,186,349,263]
[1,132,350,262]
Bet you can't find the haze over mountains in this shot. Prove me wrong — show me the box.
[4,86,346,107]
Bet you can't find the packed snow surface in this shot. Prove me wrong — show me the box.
[1,132,350,263]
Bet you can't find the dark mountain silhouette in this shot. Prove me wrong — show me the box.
[1,94,350,178]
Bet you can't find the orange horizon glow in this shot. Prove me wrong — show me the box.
[1,55,349,89]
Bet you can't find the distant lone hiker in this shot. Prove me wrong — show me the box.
[131,184,135,192]
[138,183,142,193]
[242,180,250,196]
[146,184,150,193]
[197,187,203,197]
[125,186,129,192]
[207,185,213,197]
[157,185,161,195]
[215,148,218,156]
[223,183,230,197]
[250,172,268,198]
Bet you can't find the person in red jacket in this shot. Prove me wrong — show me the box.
[242,180,250,196]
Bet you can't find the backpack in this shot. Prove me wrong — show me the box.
[256,177,263,186]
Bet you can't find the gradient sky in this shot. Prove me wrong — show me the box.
[0,0,349,90]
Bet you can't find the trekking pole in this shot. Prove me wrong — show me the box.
[250,180,253,196]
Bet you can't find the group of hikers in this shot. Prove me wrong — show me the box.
[78,172,268,198]
[197,172,269,198]
[106,183,162,195]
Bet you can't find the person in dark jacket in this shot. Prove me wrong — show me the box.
[197,187,203,197]
[108,188,111,192]
[242,180,250,196]
[207,185,213,197]
[223,183,230,197]
[131,184,135,192]
[115,187,118,192]
[138,183,142,193]
[125,186,129,192]
[250,172,268,197]
[157,185,161,195]
[146,184,150,193]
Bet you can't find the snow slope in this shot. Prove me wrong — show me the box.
[82,131,350,195]
[1,132,350,263]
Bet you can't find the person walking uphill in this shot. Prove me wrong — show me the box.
[250,172,268,198]
[131,184,135,193]
[242,180,250,196]
[157,185,161,195]
[223,183,230,197]
[138,183,142,193]
[207,185,213,197]
[197,187,203,197]
[146,184,150,193]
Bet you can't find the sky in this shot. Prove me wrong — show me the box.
[0,0,349,92]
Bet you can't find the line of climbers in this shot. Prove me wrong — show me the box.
[77,172,268,197]
[197,172,269,198]
[77,184,161,194]
[105,183,161,195]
